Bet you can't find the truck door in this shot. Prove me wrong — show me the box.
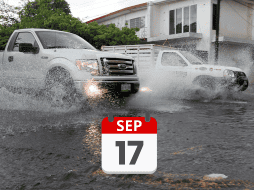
[3,32,43,89]
[156,51,191,85]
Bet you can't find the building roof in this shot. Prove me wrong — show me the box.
[85,2,148,24]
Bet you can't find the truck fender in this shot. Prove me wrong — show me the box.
[43,58,78,87]
[192,75,217,89]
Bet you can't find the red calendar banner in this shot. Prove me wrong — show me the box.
[101,117,157,134]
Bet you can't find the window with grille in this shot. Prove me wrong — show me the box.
[130,16,145,29]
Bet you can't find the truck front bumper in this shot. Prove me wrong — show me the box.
[74,78,140,97]
[229,76,248,91]
[218,76,248,91]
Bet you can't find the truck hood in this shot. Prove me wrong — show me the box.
[192,64,243,72]
[45,49,134,62]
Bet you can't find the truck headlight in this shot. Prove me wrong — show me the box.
[76,59,99,76]
[223,69,235,78]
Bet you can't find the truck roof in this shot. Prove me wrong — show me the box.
[14,28,70,34]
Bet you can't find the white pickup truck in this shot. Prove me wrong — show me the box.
[0,28,140,107]
[102,44,248,91]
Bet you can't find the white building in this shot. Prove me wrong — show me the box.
[86,0,254,76]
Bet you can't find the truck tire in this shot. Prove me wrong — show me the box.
[45,68,76,108]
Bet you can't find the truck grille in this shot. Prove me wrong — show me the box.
[234,71,246,77]
[100,58,134,76]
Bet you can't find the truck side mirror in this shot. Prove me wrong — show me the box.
[19,43,39,54]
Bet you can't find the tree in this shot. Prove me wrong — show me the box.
[19,0,71,19]
[18,0,71,28]
[43,12,84,32]
[0,0,27,26]
[89,22,140,49]
[0,0,27,50]
[0,22,22,50]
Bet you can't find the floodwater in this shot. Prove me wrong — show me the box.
[0,85,254,189]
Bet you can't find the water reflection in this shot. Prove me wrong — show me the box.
[83,119,102,164]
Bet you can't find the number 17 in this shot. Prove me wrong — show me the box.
[116,141,143,165]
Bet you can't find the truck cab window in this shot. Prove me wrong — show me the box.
[161,52,187,66]
[12,32,36,51]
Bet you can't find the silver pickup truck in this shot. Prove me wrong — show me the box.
[0,28,140,107]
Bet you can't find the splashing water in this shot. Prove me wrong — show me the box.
[0,87,82,113]
[132,68,254,105]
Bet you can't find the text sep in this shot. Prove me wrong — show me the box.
[117,120,142,131]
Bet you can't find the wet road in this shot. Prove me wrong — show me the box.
[0,86,254,190]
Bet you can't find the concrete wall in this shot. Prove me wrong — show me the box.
[150,2,161,37]
[195,0,213,51]
[208,1,254,70]
[219,0,253,40]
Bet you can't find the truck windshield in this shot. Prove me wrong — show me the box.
[180,51,204,65]
[35,31,96,50]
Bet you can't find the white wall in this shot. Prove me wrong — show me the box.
[219,0,252,40]
[208,1,254,68]
[196,0,213,51]
[150,2,161,37]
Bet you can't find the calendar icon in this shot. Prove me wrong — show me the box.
[101,116,157,174]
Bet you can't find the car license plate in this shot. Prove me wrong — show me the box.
[121,84,131,92]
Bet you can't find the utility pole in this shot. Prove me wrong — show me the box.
[215,0,221,65]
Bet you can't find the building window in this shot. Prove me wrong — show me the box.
[130,16,145,29]
[169,4,197,35]
[169,10,175,34]
[190,5,197,32]
[184,7,189,33]
[176,8,182,34]
[212,4,217,30]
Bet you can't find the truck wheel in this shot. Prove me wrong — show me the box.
[234,79,248,91]
[193,77,216,90]
[45,68,76,108]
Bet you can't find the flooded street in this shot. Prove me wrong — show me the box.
[0,86,254,189]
